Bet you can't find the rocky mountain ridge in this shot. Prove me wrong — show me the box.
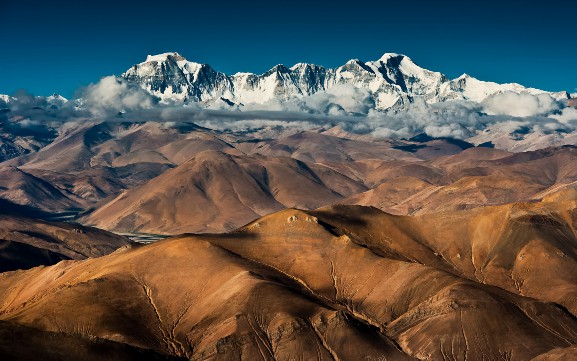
[122,52,570,109]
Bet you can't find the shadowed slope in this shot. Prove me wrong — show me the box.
[0,321,184,361]
[0,204,132,272]
[0,166,86,212]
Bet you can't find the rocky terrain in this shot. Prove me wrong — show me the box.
[82,132,577,234]
[2,116,577,234]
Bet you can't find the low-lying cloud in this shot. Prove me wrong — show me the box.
[82,76,157,116]
[3,76,577,145]
[483,92,559,117]
[551,107,577,124]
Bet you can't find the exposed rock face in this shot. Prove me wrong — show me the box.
[122,52,568,109]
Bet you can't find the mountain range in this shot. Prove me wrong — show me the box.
[3,52,569,113]
[122,52,571,109]
[1,51,575,162]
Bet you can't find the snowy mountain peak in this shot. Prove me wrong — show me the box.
[46,94,68,107]
[0,94,12,105]
[122,52,569,109]
[145,52,185,63]
[377,52,406,61]
[290,62,321,71]
[268,64,290,73]
[232,72,256,77]
[345,59,363,65]
[48,93,67,101]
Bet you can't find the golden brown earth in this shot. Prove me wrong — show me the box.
[4,124,577,360]
[3,197,577,360]
[83,143,577,235]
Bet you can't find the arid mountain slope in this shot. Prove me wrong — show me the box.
[0,321,185,361]
[83,144,577,235]
[4,120,577,235]
[0,122,478,218]
[0,166,87,213]
[2,203,577,360]
[311,199,577,316]
[82,151,367,233]
[343,146,577,215]
[0,122,240,213]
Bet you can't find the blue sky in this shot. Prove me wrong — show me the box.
[1,0,576,98]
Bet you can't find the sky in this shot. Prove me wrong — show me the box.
[1,0,576,98]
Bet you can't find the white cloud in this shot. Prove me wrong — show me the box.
[144,95,573,142]
[5,82,577,147]
[82,76,157,117]
[242,84,375,116]
[551,107,577,124]
[302,84,375,115]
[482,91,559,117]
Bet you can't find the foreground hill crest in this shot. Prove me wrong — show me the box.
[3,202,577,359]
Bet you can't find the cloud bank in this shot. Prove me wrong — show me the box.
[3,75,577,145]
[483,92,559,117]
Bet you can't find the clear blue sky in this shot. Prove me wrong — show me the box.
[1,0,576,98]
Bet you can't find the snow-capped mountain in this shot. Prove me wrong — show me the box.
[122,52,569,110]
[46,94,68,107]
[0,94,14,107]
[437,74,567,103]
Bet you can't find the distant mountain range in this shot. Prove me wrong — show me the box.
[1,52,572,113]
[1,52,576,163]
[122,52,571,109]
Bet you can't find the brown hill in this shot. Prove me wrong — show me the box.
[2,203,577,360]
[81,143,577,235]
[4,122,237,172]
[82,151,367,233]
[5,122,577,235]
[0,166,87,213]
[0,122,239,213]
[343,146,577,215]
[310,200,577,316]
[1,124,481,219]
